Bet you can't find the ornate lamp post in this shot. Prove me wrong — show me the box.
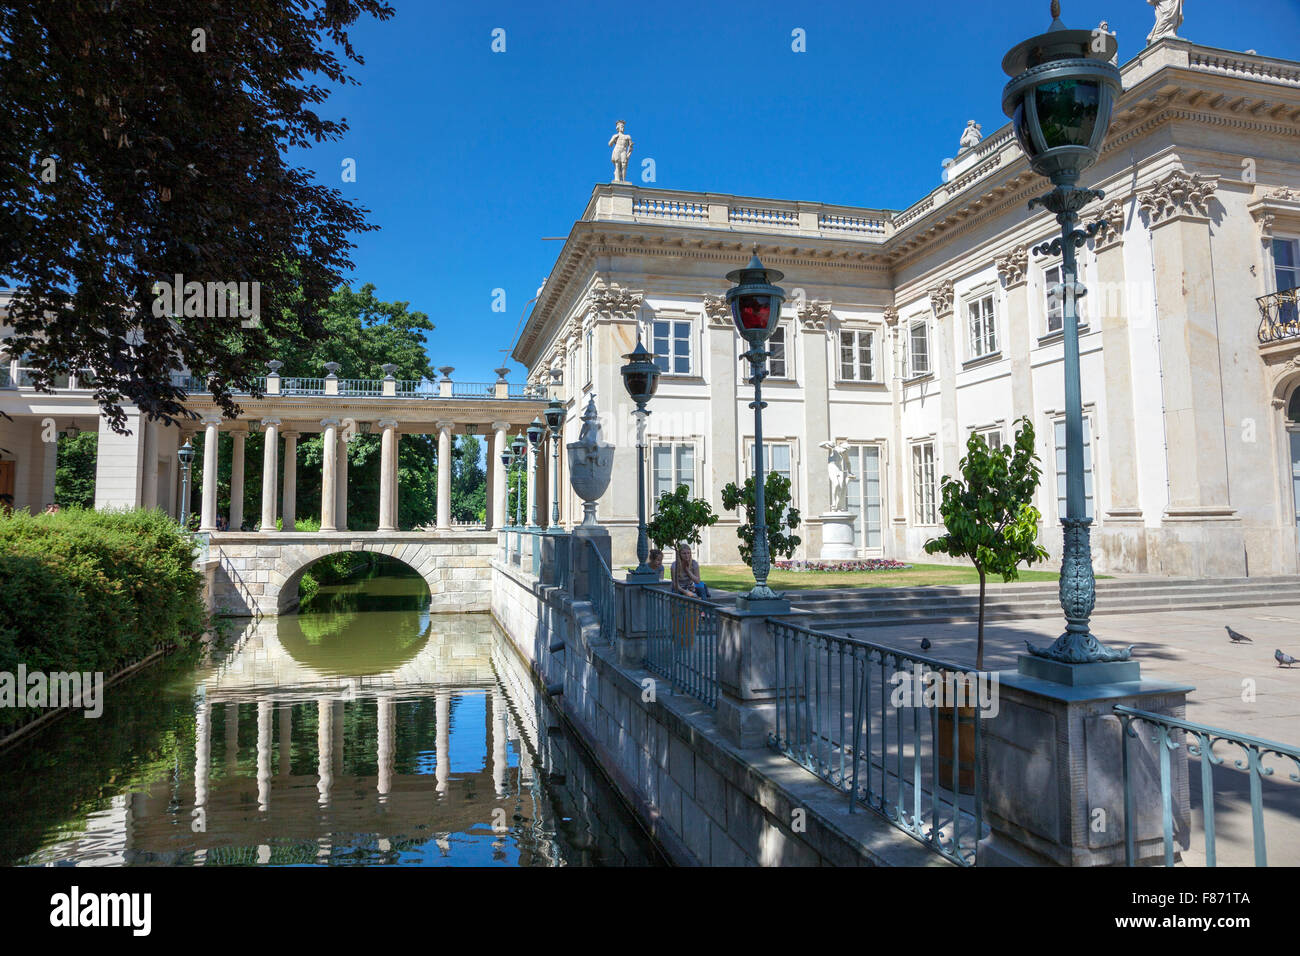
[620,339,662,581]
[526,417,545,530]
[511,434,526,527]
[1004,1,1130,666]
[544,396,566,533]
[177,440,195,529]
[499,443,515,529]
[726,248,790,611]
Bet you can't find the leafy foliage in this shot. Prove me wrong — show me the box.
[0,1,394,430]
[721,472,802,565]
[646,484,717,550]
[54,431,98,509]
[0,508,206,730]
[924,417,1049,668]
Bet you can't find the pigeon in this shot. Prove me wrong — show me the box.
[920,638,932,651]
[1226,626,1253,644]
[1277,649,1298,668]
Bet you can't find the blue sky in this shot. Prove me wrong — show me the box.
[300,0,1300,382]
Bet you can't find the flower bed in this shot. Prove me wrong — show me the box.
[773,558,912,573]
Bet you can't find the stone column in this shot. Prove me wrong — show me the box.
[278,704,292,777]
[378,419,398,532]
[193,697,210,830]
[377,695,394,802]
[281,431,298,532]
[256,699,272,811]
[492,689,508,797]
[884,309,908,556]
[335,433,349,532]
[1093,202,1146,570]
[485,438,497,530]
[319,418,339,532]
[316,697,333,808]
[526,436,539,529]
[995,246,1035,422]
[141,418,159,509]
[259,418,280,532]
[199,416,221,532]
[799,302,832,558]
[491,421,509,531]
[928,281,960,473]
[435,691,450,795]
[229,430,246,531]
[1137,171,1241,575]
[705,296,738,563]
[437,421,454,530]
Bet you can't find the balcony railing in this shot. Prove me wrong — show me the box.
[645,587,720,708]
[160,373,543,401]
[1257,287,1300,344]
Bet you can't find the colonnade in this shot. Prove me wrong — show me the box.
[193,415,556,533]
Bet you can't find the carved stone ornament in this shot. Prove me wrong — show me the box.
[798,300,832,331]
[995,245,1029,287]
[882,306,900,326]
[587,283,643,321]
[1094,200,1127,249]
[1137,169,1219,226]
[703,293,732,328]
[927,279,954,318]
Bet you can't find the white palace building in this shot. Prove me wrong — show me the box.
[515,34,1300,578]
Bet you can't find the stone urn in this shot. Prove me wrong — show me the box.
[566,395,615,527]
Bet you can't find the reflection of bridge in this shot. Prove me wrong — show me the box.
[207,530,497,615]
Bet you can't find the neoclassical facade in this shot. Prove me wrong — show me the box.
[514,37,1300,578]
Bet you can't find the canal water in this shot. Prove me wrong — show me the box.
[0,559,664,867]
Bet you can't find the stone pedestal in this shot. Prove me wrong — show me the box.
[571,525,611,601]
[818,512,857,560]
[978,656,1194,867]
[715,606,804,747]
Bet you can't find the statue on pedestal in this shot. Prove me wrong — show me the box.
[959,120,983,151]
[1146,0,1182,45]
[819,439,853,513]
[609,120,634,184]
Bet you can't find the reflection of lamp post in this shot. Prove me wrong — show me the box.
[511,434,526,527]
[544,397,565,533]
[526,417,545,530]
[1003,1,1129,666]
[177,440,195,528]
[726,248,788,610]
[619,339,661,581]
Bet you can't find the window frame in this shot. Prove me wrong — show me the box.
[906,319,931,379]
[966,291,999,360]
[845,442,885,552]
[837,328,877,383]
[1274,235,1300,293]
[651,316,694,377]
[1050,412,1096,522]
[910,440,938,526]
[743,322,791,383]
[649,439,699,511]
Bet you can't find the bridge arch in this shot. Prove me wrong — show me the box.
[276,545,436,614]
[205,532,498,617]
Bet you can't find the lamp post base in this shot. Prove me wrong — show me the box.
[736,586,791,614]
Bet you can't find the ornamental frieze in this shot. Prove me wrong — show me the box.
[1136,170,1219,226]
[586,283,644,321]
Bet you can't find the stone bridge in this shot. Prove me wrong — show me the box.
[205,530,497,616]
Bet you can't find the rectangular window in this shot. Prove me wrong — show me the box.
[846,445,883,550]
[1053,417,1094,520]
[651,442,696,506]
[585,327,594,384]
[1275,237,1299,292]
[967,293,998,358]
[908,321,930,377]
[912,442,937,525]
[1045,264,1086,333]
[653,319,692,375]
[971,425,1004,451]
[838,329,875,382]
[747,325,788,382]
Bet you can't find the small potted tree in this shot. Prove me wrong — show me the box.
[646,483,718,579]
[924,416,1049,791]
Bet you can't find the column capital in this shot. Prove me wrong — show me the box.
[319,417,340,428]
[491,420,510,432]
[230,427,249,441]
[378,418,399,430]
[436,420,455,434]
[280,429,299,440]
[201,414,224,427]
[260,417,281,428]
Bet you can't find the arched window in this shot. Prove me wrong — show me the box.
[1289,387,1300,424]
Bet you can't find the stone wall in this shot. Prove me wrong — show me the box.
[209,531,497,616]
[490,558,947,867]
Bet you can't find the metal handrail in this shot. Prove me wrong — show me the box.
[1257,286,1300,344]
[645,586,719,708]
[340,379,384,396]
[1115,705,1300,867]
[767,619,985,866]
[587,539,616,645]
[281,377,325,395]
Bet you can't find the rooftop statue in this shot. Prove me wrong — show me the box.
[609,120,634,184]
[959,120,983,151]
[1147,0,1182,45]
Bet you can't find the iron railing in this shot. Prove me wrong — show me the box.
[645,587,719,708]
[452,381,496,398]
[1115,705,1300,867]
[554,534,572,592]
[586,540,616,645]
[281,377,325,395]
[767,620,985,866]
[1258,287,1300,344]
[340,379,385,396]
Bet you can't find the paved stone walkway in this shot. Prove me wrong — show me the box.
[832,604,1300,866]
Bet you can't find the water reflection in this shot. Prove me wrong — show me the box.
[0,566,662,867]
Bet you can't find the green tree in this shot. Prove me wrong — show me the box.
[721,472,802,565]
[54,431,98,508]
[923,417,1050,669]
[0,1,394,431]
[647,484,717,550]
[451,435,487,523]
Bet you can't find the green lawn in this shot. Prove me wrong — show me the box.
[698,562,1064,592]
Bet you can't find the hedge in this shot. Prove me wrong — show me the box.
[0,508,206,728]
